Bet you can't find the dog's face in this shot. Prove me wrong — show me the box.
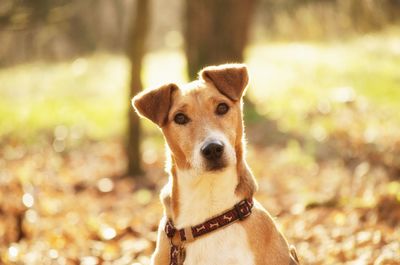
[133,64,249,174]
[163,81,240,172]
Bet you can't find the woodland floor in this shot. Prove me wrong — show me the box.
[0,134,399,265]
[1,30,400,264]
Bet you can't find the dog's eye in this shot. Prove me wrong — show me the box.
[174,113,190,125]
[216,103,229,115]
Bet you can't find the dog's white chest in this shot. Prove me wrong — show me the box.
[183,223,254,265]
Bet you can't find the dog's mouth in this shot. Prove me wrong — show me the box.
[204,158,227,172]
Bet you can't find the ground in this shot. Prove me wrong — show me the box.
[0,30,400,264]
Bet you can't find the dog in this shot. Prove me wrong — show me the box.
[132,64,299,265]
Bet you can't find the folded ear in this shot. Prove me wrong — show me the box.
[132,83,178,127]
[200,64,249,101]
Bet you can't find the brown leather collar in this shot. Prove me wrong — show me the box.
[164,198,254,265]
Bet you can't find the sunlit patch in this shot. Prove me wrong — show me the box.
[8,244,19,262]
[22,193,34,208]
[137,255,151,264]
[100,226,116,240]
[71,58,88,77]
[54,125,69,140]
[290,203,305,215]
[25,209,38,223]
[363,126,378,143]
[143,50,187,88]
[333,212,346,225]
[331,87,356,103]
[80,256,99,265]
[311,125,327,142]
[355,162,370,178]
[165,30,184,48]
[142,149,158,165]
[317,100,332,114]
[70,124,84,140]
[48,249,59,259]
[97,178,114,193]
[135,189,153,205]
[53,139,65,153]
[130,238,151,253]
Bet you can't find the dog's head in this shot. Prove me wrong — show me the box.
[132,64,249,175]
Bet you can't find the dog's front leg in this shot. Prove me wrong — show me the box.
[150,217,171,265]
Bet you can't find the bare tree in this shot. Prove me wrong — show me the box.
[184,0,260,123]
[126,0,150,177]
[184,0,256,79]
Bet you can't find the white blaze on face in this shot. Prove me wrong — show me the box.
[191,130,236,173]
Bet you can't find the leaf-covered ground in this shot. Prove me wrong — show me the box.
[0,132,399,265]
[1,30,400,264]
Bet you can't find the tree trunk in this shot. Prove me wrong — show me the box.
[126,0,150,177]
[184,0,256,79]
[184,0,259,124]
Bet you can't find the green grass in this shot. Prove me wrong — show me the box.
[0,55,129,139]
[1,30,399,140]
[246,29,400,132]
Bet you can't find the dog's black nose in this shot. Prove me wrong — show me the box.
[201,141,224,160]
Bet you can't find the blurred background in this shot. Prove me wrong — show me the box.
[1,0,400,264]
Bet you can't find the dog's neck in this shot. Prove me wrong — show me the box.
[171,166,242,228]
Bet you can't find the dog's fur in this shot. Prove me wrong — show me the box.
[133,64,298,265]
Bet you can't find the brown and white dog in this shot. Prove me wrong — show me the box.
[132,64,299,265]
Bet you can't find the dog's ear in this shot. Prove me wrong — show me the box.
[200,64,249,101]
[132,83,178,127]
